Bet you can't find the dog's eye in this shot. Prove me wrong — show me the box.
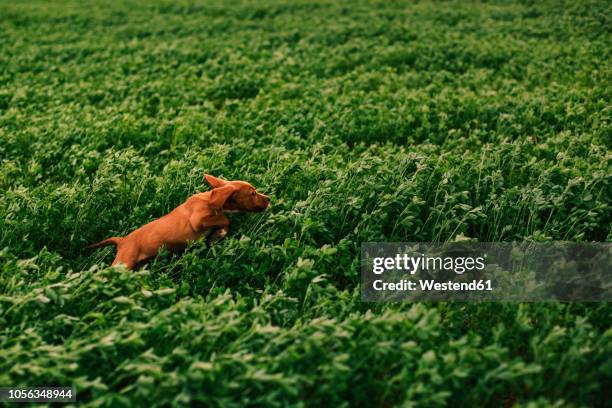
[252,191,256,196]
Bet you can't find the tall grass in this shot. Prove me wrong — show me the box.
[0,0,610,406]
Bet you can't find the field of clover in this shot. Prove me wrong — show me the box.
[0,0,610,406]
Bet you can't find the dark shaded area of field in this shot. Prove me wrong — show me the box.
[0,1,610,406]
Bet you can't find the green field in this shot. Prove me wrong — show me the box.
[1,0,611,406]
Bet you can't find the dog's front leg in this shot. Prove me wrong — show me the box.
[190,212,230,245]
[207,226,229,245]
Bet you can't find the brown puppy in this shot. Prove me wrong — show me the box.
[87,174,270,269]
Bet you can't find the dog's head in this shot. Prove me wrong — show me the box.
[205,174,270,212]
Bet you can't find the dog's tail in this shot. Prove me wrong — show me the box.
[86,237,123,250]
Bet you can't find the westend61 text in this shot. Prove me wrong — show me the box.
[372,279,493,292]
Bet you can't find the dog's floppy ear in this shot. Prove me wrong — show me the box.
[208,184,238,210]
[205,174,227,188]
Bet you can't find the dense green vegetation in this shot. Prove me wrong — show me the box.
[1,0,610,406]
